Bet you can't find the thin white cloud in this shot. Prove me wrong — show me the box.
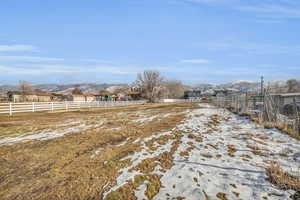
[181,0,300,19]
[0,64,140,75]
[237,4,300,18]
[78,58,114,64]
[203,41,300,56]
[0,56,64,62]
[181,59,211,64]
[0,45,35,52]
[0,63,192,76]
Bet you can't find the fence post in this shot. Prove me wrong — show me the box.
[51,102,54,112]
[32,102,35,112]
[9,103,12,116]
[65,102,68,110]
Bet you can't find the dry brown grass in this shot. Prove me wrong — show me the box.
[179,145,195,158]
[0,102,199,200]
[265,162,300,192]
[200,153,213,158]
[247,144,268,156]
[216,192,228,200]
[250,117,300,141]
[207,143,219,150]
[240,154,252,160]
[105,174,162,200]
[227,144,237,157]
[105,129,183,199]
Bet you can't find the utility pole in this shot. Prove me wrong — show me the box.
[260,76,264,97]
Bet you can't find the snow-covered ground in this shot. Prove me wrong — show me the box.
[0,120,106,146]
[106,103,300,200]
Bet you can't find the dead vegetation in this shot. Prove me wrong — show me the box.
[216,192,228,200]
[265,162,300,192]
[247,144,269,156]
[252,119,300,141]
[0,102,199,200]
[227,144,237,157]
[105,174,162,200]
[105,128,183,199]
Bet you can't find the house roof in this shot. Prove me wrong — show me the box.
[127,90,140,95]
[280,93,300,97]
[72,94,86,97]
[8,90,51,96]
[99,90,110,95]
[271,92,300,97]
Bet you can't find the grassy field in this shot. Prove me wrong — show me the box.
[0,103,199,200]
[1,102,299,200]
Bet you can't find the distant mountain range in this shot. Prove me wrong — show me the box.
[0,83,126,95]
[0,79,295,96]
[194,80,291,93]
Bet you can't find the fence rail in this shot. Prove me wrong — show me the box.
[211,94,300,135]
[161,99,202,103]
[0,101,147,115]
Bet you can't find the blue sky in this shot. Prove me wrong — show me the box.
[0,0,299,85]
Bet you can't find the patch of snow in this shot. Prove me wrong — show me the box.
[103,131,173,198]
[134,181,149,199]
[131,115,158,123]
[108,127,121,131]
[154,105,300,200]
[91,147,103,158]
[0,120,106,146]
[115,138,130,147]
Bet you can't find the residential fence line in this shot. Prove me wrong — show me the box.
[0,100,147,116]
[161,99,202,103]
[211,93,300,135]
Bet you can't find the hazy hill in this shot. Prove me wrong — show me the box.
[193,80,297,93]
[0,83,126,95]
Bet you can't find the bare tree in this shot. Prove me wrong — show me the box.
[110,85,130,94]
[18,81,34,102]
[135,70,164,102]
[72,84,83,95]
[163,79,185,99]
[19,80,33,94]
[287,79,300,93]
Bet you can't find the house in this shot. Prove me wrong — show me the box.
[67,94,86,102]
[184,89,201,99]
[51,93,68,101]
[271,93,300,105]
[0,92,9,102]
[270,93,300,115]
[95,90,110,101]
[7,90,52,102]
[85,95,96,102]
[127,87,141,100]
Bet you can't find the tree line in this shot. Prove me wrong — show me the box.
[135,70,186,102]
[17,70,187,102]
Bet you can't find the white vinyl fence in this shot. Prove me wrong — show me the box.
[0,101,146,115]
[161,99,202,103]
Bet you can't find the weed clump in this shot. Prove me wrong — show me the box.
[265,162,300,192]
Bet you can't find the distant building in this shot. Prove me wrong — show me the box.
[127,87,141,100]
[85,95,96,102]
[51,93,68,101]
[271,93,300,105]
[95,90,110,101]
[184,90,201,99]
[7,90,52,102]
[67,94,86,102]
